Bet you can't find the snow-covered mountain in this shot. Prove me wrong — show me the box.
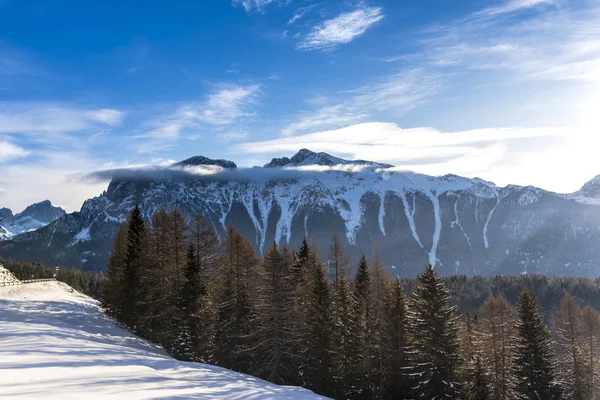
[3,149,600,277]
[0,281,324,399]
[0,200,65,240]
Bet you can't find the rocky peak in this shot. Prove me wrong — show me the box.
[16,200,66,224]
[173,155,237,169]
[0,208,14,223]
[578,175,600,198]
[264,149,395,168]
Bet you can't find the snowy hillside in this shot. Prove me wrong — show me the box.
[0,281,326,399]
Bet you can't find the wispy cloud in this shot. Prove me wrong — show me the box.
[288,4,317,25]
[0,103,124,134]
[135,84,260,153]
[402,0,600,83]
[297,6,383,51]
[282,70,441,136]
[233,0,280,13]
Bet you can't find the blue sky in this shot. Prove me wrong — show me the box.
[1,0,599,211]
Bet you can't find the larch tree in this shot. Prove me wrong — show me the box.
[407,265,461,399]
[512,287,561,400]
[479,294,516,400]
[579,305,600,398]
[213,225,259,375]
[370,246,390,398]
[553,291,586,400]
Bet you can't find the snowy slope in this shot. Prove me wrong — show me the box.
[0,281,326,400]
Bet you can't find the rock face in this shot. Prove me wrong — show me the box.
[3,150,600,278]
[0,201,66,240]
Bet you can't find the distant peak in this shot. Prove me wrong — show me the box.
[577,175,600,198]
[264,149,394,168]
[15,200,66,224]
[173,155,237,169]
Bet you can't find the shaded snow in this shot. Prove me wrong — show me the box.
[73,227,91,243]
[0,282,326,400]
[483,190,500,249]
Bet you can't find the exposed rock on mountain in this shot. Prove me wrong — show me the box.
[3,151,600,278]
[0,201,66,240]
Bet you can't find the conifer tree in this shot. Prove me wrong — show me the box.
[479,294,516,400]
[101,222,128,320]
[407,265,461,399]
[254,243,296,384]
[512,287,560,400]
[121,205,147,331]
[346,255,375,398]
[370,247,390,398]
[213,225,259,374]
[470,356,492,400]
[302,261,335,397]
[580,305,600,398]
[553,291,586,400]
[384,278,411,399]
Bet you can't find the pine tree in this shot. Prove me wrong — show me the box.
[121,205,147,331]
[512,287,560,400]
[384,278,411,399]
[346,255,375,398]
[101,222,128,320]
[579,305,600,398]
[479,294,516,400]
[553,291,586,400]
[302,261,335,397]
[213,225,259,374]
[407,265,461,399]
[254,242,296,384]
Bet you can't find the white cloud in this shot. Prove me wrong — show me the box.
[297,6,384,51]
[236,122,599,193]
[134,84,260,153]
[282,70,441,136]
[233,0,278,12]
[410,0,600,83]
[0,103,124,134]
[288,4,317,25]
[0,140,29,163]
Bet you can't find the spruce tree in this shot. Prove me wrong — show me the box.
[346,255,375,399]
[121,205,147,331]
[254,242,296,384]
[384,278,411,399]
[302,261,335,397]
[407,265,461,399]
[101,222,128,320]
[512,287,560,400]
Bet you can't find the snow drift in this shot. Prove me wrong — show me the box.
[0,281,325,399]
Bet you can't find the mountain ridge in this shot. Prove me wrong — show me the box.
[3,150,600,277]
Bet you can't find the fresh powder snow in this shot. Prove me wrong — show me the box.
[0,281,327,399]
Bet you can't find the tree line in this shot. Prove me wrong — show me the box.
[1,258,104,298]
[95,205,600,399]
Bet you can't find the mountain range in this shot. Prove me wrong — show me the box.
[2,149,600,278]
[0,200,65,240]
